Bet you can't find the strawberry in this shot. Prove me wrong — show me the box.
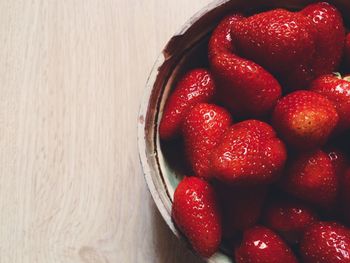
[211,120,287,185]
[346,33,350,68]
[235,226,298,263]
[209,15,281,117]
[340,168,350,224]
[310,73,350,132]
[208,14,243,57]
[172,177,221,258]
[300,222,350,263]
[281,150,338,208]
[159,68,216,140]
[231,9,316,78]
[182,103,232,179]
[263,199,317,244]
[272,90,339,150]
[215,183,267,239]
[301,2,345,77]
[231,3,345,89]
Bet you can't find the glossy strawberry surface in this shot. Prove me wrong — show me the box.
[208,14,243,57]
[281,150,338,208]
[310,74,350,132]
[235,226,298,263]
[301,2,345,77]
[230,3,344,89]
[263,199,317,244]
[182,103,232,179]
[211,120,287,185]
[232,9,315,77]
[159,68,216,140]
[300,222,350,263]
[172,177,221,258]
[209,15,281,117]
[272,90,339,150]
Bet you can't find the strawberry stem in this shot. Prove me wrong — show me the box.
[344,75,350,82]
[332,72,342,79]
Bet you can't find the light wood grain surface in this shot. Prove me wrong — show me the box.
[0,0,213,262]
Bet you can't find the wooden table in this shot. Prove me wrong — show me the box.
[0,0,212,262]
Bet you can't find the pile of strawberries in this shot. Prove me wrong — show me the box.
[159,2,350,262]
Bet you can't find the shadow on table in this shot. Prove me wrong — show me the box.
[152,203,205,263]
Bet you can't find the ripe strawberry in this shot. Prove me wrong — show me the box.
[159,69,216,140]
[211,120,287,185]
[300,222,350,263]
[281,150,338,208]
[231,9,316,78]
[263,199,317,244]
[286,2,345,88]
[215,182,267,239]
[209,15,281,117]
[272,90,339,150]
[182,103,232,179]
[231,3,345,89]
[301,2,345,77]
[340,169,350,224]
[310,73,350,132]
[346,33,350,67]
[235,226,298,263]
[172,177,221,258]
[208,14,243,57]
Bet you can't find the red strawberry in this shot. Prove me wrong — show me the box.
[281,150,338,208]
[211,120,287,185]
[235,226,298,263]
[172,177,221,257]
[272,90,339,150]
[231,3,345,89]
[182,103,232,179]
[231,9,316,78]
[209,15,281,117]
[301,2,345,77]
[215,183,267,239]
[300,222,350,263]
[263,199,317,244]
[286,2,345,88]
[208,14,243,57]
[310,73,350,132]
[346,33,350,67]
[159,68,216,140]
[340,168,350,224]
